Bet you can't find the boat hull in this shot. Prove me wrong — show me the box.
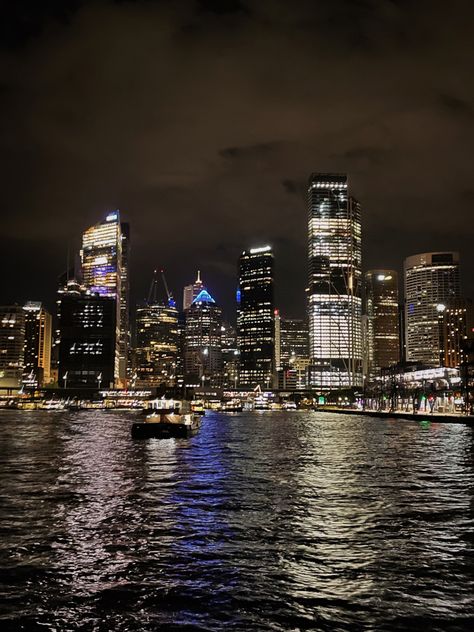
[131,420,199,439]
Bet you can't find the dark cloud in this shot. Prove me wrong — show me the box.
[219,142,280,159]
[0,0,473,319]
[438,93,473,118]
[281,179,305,197]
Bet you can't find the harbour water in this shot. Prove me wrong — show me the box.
[1,411,473,631]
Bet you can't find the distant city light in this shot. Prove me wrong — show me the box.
[249,246,271,254]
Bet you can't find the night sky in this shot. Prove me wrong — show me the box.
[1,0,473,321]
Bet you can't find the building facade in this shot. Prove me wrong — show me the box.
[275,311,309,389]
[80,211,124,384]
[307,173,363,390]
[221,322,239,389]
[184,289,223,387]
[0,306,25,388]
[183,271,204,312]
[404,252,461,366]
[364,270,400,378]
[22,301,52,388]
[57,281,117,389]
[237,246,274,389]
[120,222,131,382]
[135,301,179,388]
[437,299,473,368]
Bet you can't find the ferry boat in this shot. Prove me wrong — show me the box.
[222,399,243,412]
[132,399,201,439]
[282,401,297,410]
[254,395,270,410]
[39,399,66,411]
[191,401,206,415]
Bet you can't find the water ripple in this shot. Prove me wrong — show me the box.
[0,410,473,630]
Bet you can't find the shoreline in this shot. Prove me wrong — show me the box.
[316,407,474,425]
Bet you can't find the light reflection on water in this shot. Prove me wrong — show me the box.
[0,410,473,631]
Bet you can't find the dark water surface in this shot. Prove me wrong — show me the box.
[1,411,473,631]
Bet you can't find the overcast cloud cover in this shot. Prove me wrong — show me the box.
[1,0,473,318]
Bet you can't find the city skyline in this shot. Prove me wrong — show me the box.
[1,1,473,317]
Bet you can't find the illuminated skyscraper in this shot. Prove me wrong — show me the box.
[437,299,473,368]
[120,222,131,381]
[81,211,123,384]
[274,311,309,390]
[135,300,179,388]
[364,271,400,377]
[237,246,274,388]
[0,306,25,388]
[307,173,362,390]
[184,289,222,387]
[404,252,460,366]
[22,302,52,388]
[221,322,239,389]
[183,271,204,311]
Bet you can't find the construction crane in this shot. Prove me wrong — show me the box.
[147,269,159,304]
[161,269,176,308]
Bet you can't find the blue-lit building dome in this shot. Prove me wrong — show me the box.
[192,289,216,305]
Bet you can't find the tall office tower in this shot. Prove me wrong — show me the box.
[221,322,239,389]
[364,271,400,377]
[307,173,363,390]
[81,211,123,384]
[184,289,223,387]
[0,306,25,388]
[22,302,52,388]
[57,280,116,388]
[437,299,473,368]
[404,252,461,366]
[237,246,274,389]
[274,311,310,390]
[120,222,131,382]
[135,301,179,388]
[280,318,309,367]
[183,271,204,311]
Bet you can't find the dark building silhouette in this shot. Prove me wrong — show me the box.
[57,281,116,388]
[237,246,274,388]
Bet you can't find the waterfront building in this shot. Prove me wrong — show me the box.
[183,271,204,312]
[80,211,123,384]
[364,271,400,378]
[135,300,179,388]
[237,246,274,389]
[184,289,223,387]
[307,173,363,390]
[275,311,309,389]
[279,316,309,368]
[120,222,131,383]
[404,252,461,366]
[0,306,25,389]
[57,280,116,389]
[437,299,473,368]
[221,322,239,389]
[22,302,52,388]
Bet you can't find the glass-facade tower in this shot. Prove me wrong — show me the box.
[364,271,400,377]
[237,246,274,389]
[135,301,179,388]
[184,289,223,387]
[404,252,460,366]
[81,211,123,384]
[307,173,363,390]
